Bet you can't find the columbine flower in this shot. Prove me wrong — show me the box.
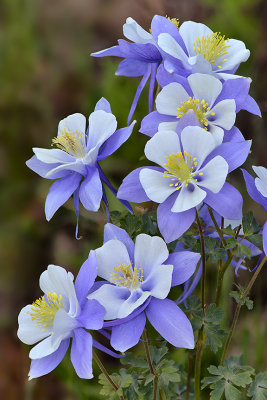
[158,21,250,80]
[118,126,251,242]
[26,98,134,237]
[91,15,184,124]
[87,223,200,352]
[17,253,105,379]
[242,166,267,255]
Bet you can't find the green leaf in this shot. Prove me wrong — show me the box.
[242,211,260,236]
[205,304,224,322]
[230,289,254,310]
[246,234,263,248]
[225,237,238,250]
[247,372,267,400]
[210,380,225,400]
[238,243,252,259]
[225,382,242,400]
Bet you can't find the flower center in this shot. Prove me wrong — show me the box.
[163,151,203,189]
[27,292,64,331]
[110,262,144,291]
[177,97,215,130]
[166,16,179,29]
[193,32,230,68]
[52,129,87,158]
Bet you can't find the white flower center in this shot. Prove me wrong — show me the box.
[110,262,144,291]
[52,129,87,158]
[177,97,215,130]
[163,151,203,189]
[193,32,230,69]
[28,292,64,331]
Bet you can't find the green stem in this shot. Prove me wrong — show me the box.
[159,387,167,400]
[208,207,227,247]
[195,210,206,310]
[93,351,124,400]
[142,330,158,400]
[220,255,266,365]
[215,254,233,306]
[186,352,193,400]
[153,375,159,400]
[194,326,205,400]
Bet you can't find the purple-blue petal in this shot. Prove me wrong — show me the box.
[204,183,243,220]
[151,15,187,52]
[117,166,154,203]
[94,97,112,113]
[91,45,122,58]
[223,126,245,143]
[127,65,151,125]
[79,167,102,211]
[146,298,194,348]
[157,193,196,243]
[214,77,250,112]
[116,59,148,77]
[110,312,146,352]
[26,155,69,180]
[118,39,162,62]
[104,223,134,262]
[242,169,267,211]
[241,94,261,117]
[92,340,125,358]
[45,173,82,221]
[75,251,98,307]
[71,328,93,379]
[177,262,202,305]
[77,299,105,330]
[140,111,177,137]
[167,251,201,286]
[29,339,69,378]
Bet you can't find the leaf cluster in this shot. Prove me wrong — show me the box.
[110,210,157,239]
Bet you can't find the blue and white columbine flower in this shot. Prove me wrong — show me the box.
[91,16,183,124]
[118,126,251,242]
[88,223,200,352]
[158,21,250,80]
[17,253,105,379]
[141,73,237,144]
[26,98,134,236]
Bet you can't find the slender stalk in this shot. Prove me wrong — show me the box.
[194,326,205,400]
[220,255,266,364]
[195,210,206,310]
[208,207,227,247]
[159,387,167,400]
[93,351,124,400]
[142,330,154,375]
[153,375,159,400]
[186,352,193,400]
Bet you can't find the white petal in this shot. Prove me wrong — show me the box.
[217,39,250,72]
[188,73,222,107]
[210,99,236,130]
[45,161,86,177]
[253,166,267,197]
[51,309,76,349]
[207,125,224,145]
[158,33,189,67]
[39,265,79,317]
[123,17,153,44]
[156,82,189,116]
[95,240,131,281]
[29,335,60,359]
[17,305,52,345]
[171,184,206,212]
[134,234,169,278]
[144,130,181,167]
[158,121,178,131]
[139,168,176,203]
[88,284,130,320]
[117,290,151,319]
[197,156,228,193]
[87,110,117,151]
[58,113,86,137]
[179,21,213,56]
[181,126,216,167]
[141,264,173,299]
[33,148,75,164]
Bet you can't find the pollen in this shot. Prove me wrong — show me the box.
[193,32,230,68]
[52,129,87,158]
[27,292,64,331]
[163,151,203,190]
[177,97,215,130]
[110,262,144,291]
[166,16,179,29]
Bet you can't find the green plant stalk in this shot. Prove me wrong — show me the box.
[186,352,193,400]
[215,253,234,306]
[142,330,159,400]
[93,351,124,400]
[194,326,205,400]
[220,255,266,364]
[159,387,167,400]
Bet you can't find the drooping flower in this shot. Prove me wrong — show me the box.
[26,98,134,237]
[87,223,200,352]
[140,72,260,141]
[242,166,267,255]
[91,15,185,124]
[118,126,251,243]
[157,21,250,80]
[17,253,106,379]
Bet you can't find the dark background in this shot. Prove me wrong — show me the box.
[0,0,267,398]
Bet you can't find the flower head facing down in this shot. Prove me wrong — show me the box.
[17,253,105,379]
[88,223,200,352]
[26,98,134,236]
[158,21,250,79]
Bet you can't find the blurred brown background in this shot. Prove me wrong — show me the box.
[0,0,267,399]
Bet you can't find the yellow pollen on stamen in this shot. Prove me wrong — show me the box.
[193,32,230,68]
[166,16,179,29]
[163,151,203,190]
[176,96,215,130]
[27,292,64,331]
[52,129,87,158]
[110,262,144,291]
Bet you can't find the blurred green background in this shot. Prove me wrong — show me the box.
[0,0,267,398]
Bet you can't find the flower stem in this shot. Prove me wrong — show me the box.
[93,351,124,400]
[186,352,193,400]
[159,387,167,400]
[142,330,158,400]
[195,210,206,310]
[220,255,266,365]
[194,326,204,400]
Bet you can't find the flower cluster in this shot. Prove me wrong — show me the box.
[19,14,266,394]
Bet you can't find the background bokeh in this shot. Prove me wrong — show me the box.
[0,0,267,398]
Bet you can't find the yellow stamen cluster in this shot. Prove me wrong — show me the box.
[27,292,63,331]
[166,16,179,29]
[177,97,215,130]
[52,129,87,158]
[110,262,144,291]
[193,32,230,68]
[163,151,203,190]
